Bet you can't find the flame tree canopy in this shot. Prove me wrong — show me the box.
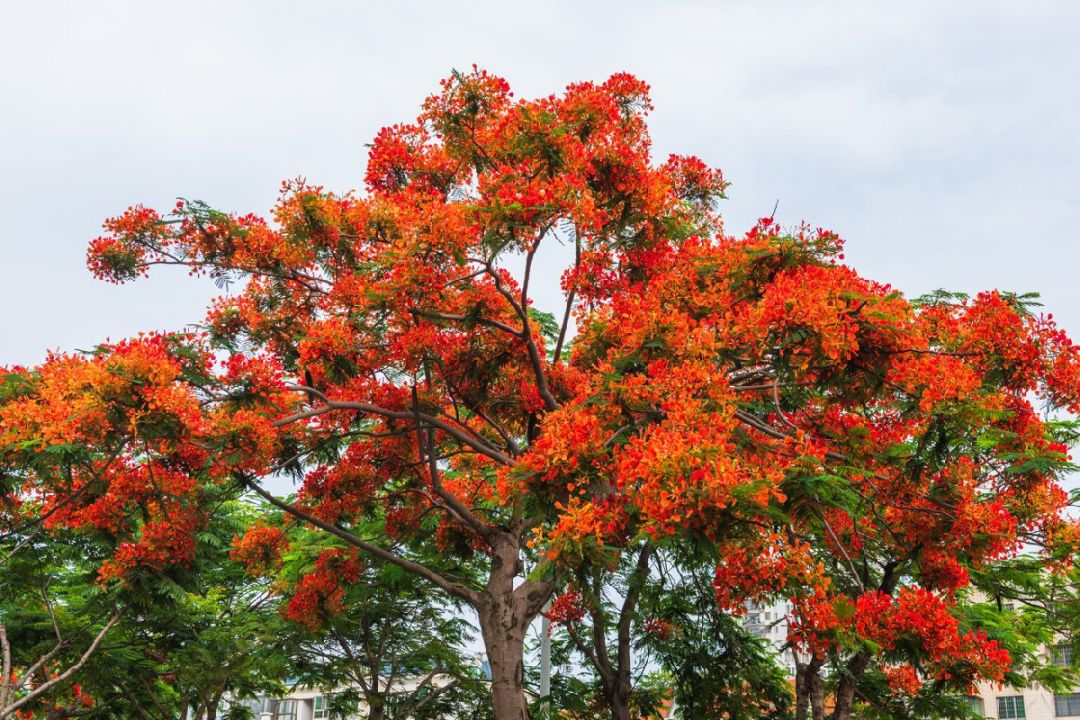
[2,68,1080,719]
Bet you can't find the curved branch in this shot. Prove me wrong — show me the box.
[3,612,122,718]
[275,391,512,466]
[617,544,652,678]
[243,479,479,605]
[408,308,522,338]
[478,259,559,412]
[553,229,581,364]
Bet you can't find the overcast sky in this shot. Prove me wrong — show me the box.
[2,1,1078,367]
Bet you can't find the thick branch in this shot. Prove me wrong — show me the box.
[617,544,653,676]
[275,391,512,466]
[479,259,559,412]
[566,625,609,683]
[243,479,479,605]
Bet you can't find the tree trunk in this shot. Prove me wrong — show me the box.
[598,630,633,720]
[604,679,632,720]
[795,662,809,720]
[476,534,546,720]
[808,668,825,720]
[611,545,651,720]
[831,652,869,720]
[366,692,385,720]
[478,604,529,720]
[796,657,824,720]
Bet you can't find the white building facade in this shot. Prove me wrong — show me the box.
[970,643,1079,720]
[744,600,801,680]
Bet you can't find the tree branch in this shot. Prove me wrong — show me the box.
[0,625,10,713]
[3,612,122,719]
[617,544,652,676]
[275,391,512,466]
[478,259,559,412]
[411,384,494,540]
[243,479,479,605]
[553,229,581,364]
[408,308,522,338]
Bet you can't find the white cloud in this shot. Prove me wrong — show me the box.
[1,0,1078,364]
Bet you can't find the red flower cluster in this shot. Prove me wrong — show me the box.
[545,589,586,625]
[284,548,363,631]
[643,617,675,641]
[98,507,201,582]
[230,523,289,576]
[883,664,922,696]
[854,588,1011,685]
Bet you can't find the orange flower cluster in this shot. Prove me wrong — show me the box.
[790,586,1011,689]
[284,548,363,631]
[98,507,200,582]
[712,535,826,613]
[883,664,922,696]
[545,589,586,625]
[231,522,289,576]
[853,588,1011,686]
[0,333,295,582]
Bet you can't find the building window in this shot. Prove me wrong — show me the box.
[273,700,297,720]
[314,696,329,720]
[997,695,1025,718]
[962,695,984,716]
[239,699,265,715]
[1055,692,1080,716]
[1053,644,1074,667]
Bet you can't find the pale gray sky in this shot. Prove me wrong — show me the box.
[2,1,1079,366]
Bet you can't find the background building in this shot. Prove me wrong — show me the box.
[744,600,801,680]
[971,643,1078,720]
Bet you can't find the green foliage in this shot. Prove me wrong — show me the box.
[57,500,290,719]
[640,555,794,720]
[280,525,492,720]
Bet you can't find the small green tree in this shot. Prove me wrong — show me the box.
[0,487,123,719]
[58,501,289,720]
[274,526,491,720]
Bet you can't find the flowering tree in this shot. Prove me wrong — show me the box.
[543,541,661,720]
[0,486,287,720]
[3,68,1079,719]
[543,542,793,720]
[91,501,289,720]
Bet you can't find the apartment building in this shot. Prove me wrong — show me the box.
[233,686,328,720]
[743,600,802,679]
[969,643,1079,720]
